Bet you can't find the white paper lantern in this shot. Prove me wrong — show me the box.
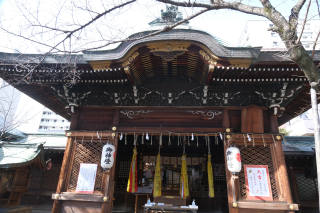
[226,146,241,174]
[101,143,116,169]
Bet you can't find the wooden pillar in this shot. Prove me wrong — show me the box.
[222,109,238,213]
[52,109,79,213]
[269,112,294,212]
[52,137,76,213]
[224,143,239,213]
[101,109,120,213]
[241,105,264,133]
[222,108,230,128]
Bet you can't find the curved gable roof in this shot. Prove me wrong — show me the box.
[83,29,262,61]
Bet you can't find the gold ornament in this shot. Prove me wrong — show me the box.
[232,202,238,208]
[111,133,115,137]
[289,204,294,210]
[226,135,231,139]
[112,126,116,131]
[276,135,281,140]
[226,128,231,132]
[54,194,59,199]
[103,196,108,202]
[67,132,72,137]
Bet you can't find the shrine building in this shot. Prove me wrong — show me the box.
[0,6,319,213]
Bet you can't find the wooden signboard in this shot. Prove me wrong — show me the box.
[244,165,273,201]
[75,163,98,193]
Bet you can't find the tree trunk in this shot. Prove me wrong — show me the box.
[310,86,320,212]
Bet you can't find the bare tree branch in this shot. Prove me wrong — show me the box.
[311,29,320,59]
[296,0,312,44]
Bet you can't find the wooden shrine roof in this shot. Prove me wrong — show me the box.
[0,27,319,125]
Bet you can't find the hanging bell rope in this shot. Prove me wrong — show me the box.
[158,138,161,154]
[178,133,180,145]
[168,132,171,146]
[125,133,127,145]
[99,132,102,143]
[223,133,226,146]
[160,133,162,146]
[91,131,94,143]
[205,134,208,146]
[191,133,194,141]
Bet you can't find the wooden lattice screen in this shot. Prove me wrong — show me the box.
[295,173,318,201]
[29,164,61,191]
[68,141,107,191]
[239,145,278,199]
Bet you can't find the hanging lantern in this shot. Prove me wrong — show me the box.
[226,146,241,174]
[101,143,116,169]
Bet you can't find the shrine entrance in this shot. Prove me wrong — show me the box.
[113,135,228,212]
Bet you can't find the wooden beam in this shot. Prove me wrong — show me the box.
[113,108,120,126]
[52,193,107,202]
[124,66,135,86]
[269,113,279,134]
[204,64,215,85]
[236,202,298,210]
[70,107,80,130]
[109,126,231,134]
[52,137,77,213]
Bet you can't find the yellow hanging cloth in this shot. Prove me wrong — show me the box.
[153,153,161,197]
[207,154,214,198]
[180,154,189,197]
[127,148,137,193]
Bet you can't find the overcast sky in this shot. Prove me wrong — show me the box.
[0,0,318,54]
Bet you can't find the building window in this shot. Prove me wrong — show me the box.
[46,119,49,122]
[52,127,55,129]
[273,42,278,46]
[271,33,276,37]
[41,119,44,122]
[39,126,42,129]
[54,120,57,122]
[269,24,273,27]
[66,126,69,129]
[43,112,46,115]
[62,120,65,122]
[61,127,63,129]
[47,112,51,115]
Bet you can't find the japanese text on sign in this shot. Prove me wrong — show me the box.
[76,163,97,193]
[244,165,273,201]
